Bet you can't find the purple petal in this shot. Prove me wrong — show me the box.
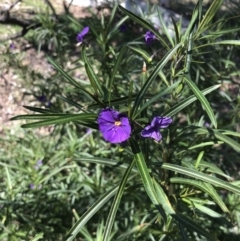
[98,120,114,133]
[151,116,172,128]
[141,125,162,141]
[80,26,89,36]
[97,108,116,123]
[102,125,130,143]
[76,26,89,43]
[145,31,156,45]
[98,108,131,143]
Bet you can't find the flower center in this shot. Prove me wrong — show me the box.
[114,121,121,126]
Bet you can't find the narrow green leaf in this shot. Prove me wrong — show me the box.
[103,159,135,241]
[130,139,158,205]
[157,8,174,46]
[188,141,223,150]
[194,151,204,169]
[20,114,97,129]
[131,44,181,119]
[197,0,224,36]
[106,15,129,41]
[47,56,101,104]
[65,185,119,241]
[193,203,222,218]
[134,81,180,119]
[109,45,127,103]
[118,5,169,49]
[172,177,229,212]
[128,46,152,63]
[173,214,217,240]
[73,157,138,173]
[193,160,232,181]
[182,0,200,43]
[82,47,105,98]
[195,40,240,49]
[170,15,179,44]
[164,164,240,195]
[23,106,53,113]
[153,179,175,215]
[213,130,240,153]
[12,113,95,121]
[30,233,44,241]
[57,95,86,111]
[202,183,229,213]
[163,84,220,117]
[184,75,217,128]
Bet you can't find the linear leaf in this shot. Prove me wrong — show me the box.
[11,113,95,121]
[128,46,152,63]
[57,95,85,111]
[184,75,217,128]
[202,182,229,213]
[193,203,222,218]
[103,159,135,241]
[109,45,127,103]
[130,139,158,205]
[131,44,181,119]
[157,8,174,46]
[163,84,220,117]
[163,164,240,195]
[193,160,232,181]
[196,40,240,49]
[173,214,217,240]
[65,185,119,241]
[153,179,175,215]
[182,0,200,43]
[82,46,105,98]
[23,106,53,113]
[118,5,170,49]
[197,0,224,36]
[134,81,180,119]
[171,177,228,212]
[31,233,44,241]
[19,114,97,129]
[213,130,240,153]
[47,56,100,104]
[73,157,138,173]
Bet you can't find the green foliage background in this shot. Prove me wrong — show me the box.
[1,0,240,240]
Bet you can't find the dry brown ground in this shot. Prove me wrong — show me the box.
[0,0,93,133]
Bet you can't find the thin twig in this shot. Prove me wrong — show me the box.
[44,0,58,19]
[9,0,22,11]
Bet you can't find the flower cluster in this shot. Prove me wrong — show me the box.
[97,108,172,144]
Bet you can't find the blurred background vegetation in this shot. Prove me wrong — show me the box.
[0,0,240,240]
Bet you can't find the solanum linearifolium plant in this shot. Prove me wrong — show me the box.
[12,0,240,240]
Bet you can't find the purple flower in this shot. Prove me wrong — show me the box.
[10,43,15,49]
[86,128,92,135]
[119,24,127,32]
[35,159,43,170]
[37,95,47,103]
[141,116,172,141]
[145,31,156,45]
[97,108,131,144]
[30,184,35,189]
[76,26,89,43]
[204,122,210,128]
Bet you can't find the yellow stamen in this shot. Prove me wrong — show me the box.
[114,121,121,126]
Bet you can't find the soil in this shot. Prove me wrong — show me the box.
[0,0,94,133]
